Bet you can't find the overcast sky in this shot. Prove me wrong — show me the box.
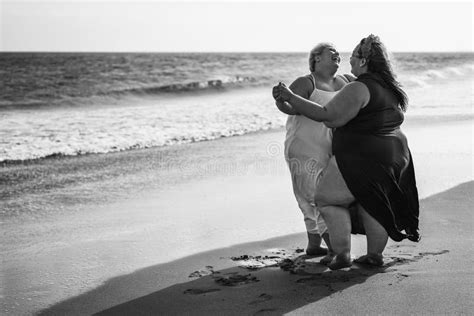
[1,0,472,52]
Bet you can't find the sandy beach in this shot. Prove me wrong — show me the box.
[2,115,473,315]
[2,1,473,315]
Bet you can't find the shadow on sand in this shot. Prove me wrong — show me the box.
[98,254,429,316]
[40,252,417,315]
[40,182,473,315]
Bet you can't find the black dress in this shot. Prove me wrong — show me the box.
[333,73,419,241]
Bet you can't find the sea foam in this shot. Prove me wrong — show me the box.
[1,52,472,162]
[0,88,285,162]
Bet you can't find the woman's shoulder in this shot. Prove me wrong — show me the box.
[338,81,371,106]
[334,74,355,90]
[289,75,314,98]
[343,81,370,94]
[356,73,390,92]
[356,72,383,84]
[291,75,314,88]
[337,74,357,83]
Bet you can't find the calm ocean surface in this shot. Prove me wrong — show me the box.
[1,52,473,162]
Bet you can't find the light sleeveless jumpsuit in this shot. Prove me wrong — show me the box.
[284,74,345,235]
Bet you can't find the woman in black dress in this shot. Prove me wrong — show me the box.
[273,35,420,270]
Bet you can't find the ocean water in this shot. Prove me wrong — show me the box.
[1,52,473,162]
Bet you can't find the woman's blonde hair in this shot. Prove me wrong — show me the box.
[309,42,335,72]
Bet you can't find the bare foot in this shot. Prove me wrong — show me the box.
[319,252,336,265]
[328,254,352,270]
[354,254,384,267]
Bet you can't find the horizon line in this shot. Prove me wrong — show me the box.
[1,50,473,54]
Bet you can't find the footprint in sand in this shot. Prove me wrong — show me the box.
[384,249,450,267]
[214,273,259,286]
[388,272,410,286]
[188,265,216,278]
[418,250,450,256]
[249,293,273,305]
[231,255,282,270]
[388,244,417,248]
[413,250,450,260]
[296,271,359,285]
[396,273,409,279]
[183,288,221,295]
[384,257,416,267]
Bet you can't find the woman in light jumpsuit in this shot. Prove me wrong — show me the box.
[276,43,353,261]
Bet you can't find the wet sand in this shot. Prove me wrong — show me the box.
[48,182,474,315]
[1,115,473,315]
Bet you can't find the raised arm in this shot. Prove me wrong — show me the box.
[275,81,370,128]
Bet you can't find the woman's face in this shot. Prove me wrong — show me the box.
[318,47,341,71]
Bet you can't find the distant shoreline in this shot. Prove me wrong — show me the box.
[2,51,474,54]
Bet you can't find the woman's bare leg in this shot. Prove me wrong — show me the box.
[319,205,352,269]
[319,232,335,264]
[314,157,354,269]
[355,205,388,266]
[306,232,328,256]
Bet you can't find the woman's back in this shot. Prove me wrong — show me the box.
[339,73,404,134]
[332,72,418,241]
[333,73,408,164]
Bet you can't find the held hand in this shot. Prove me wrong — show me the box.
[272,82,293,102]
[272,84,281,101]
[276,82,293,102]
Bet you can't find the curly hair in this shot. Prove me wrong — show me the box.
[358,34,408,111]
